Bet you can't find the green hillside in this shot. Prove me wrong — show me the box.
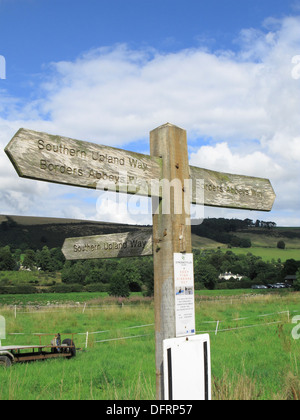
[0,215,150,250]
[235,229,300,249]
[222,247,300,263]
[192,229,300,251]
[190,219,300,262]
[0,215,299,264]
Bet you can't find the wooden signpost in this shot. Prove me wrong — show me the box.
[5,127,276,211]
[5,123,276,400]
[62,230,153,260]
[4,128,161,198]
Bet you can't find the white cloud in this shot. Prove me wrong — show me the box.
[0,16,300,225]
[189,141,300,224]
[40,47,267,144]
[189,142,283,179]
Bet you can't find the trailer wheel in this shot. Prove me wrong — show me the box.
[62,339,76,358]
[0,356,12,367]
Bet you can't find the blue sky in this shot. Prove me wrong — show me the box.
[1,0,297,97]
[0,0,300,226]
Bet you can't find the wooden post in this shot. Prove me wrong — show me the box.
[150,123,192,400]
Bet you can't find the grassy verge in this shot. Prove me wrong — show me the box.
[0,291,299,400]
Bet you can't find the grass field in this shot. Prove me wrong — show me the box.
[224,247,300,262]
[191,232,300,263]
[0,291,300,400]
[0,270,61,286]
[237,230,300,249]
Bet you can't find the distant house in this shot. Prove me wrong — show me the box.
[19,265,32,272]
[219,272,244,282]
[284,275,297,285]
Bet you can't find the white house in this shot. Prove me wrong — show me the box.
[219,272,244,282]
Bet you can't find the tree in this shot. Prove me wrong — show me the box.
[61,261,86,284]
[0,246,15,271]
[23,249,36,270]
[281,259,300,280]
[36,246,53,272]
[137,257,154,296]
[294,269,300,291]
[50,248,65,270]
[109,271,130,297]
[117,259,142,292]
[195,261,218,290]
[239,238,252,248]
[277,240,286,250]
[85,268,102,284]
[144,273,154,297]
[96,260,119,284]
[107,259,144,297]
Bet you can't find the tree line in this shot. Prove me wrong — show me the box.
[193,249,300,290]
[0,244,300,296]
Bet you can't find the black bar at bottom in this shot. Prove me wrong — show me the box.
[203,342,209,400]
[167,348,173,400]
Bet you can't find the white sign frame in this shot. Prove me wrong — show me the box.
[163,334,211,401]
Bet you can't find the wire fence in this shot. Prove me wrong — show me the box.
[3,307,299,349]
[5,292,293,319]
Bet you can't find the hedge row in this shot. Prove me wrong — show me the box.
[0,283,110,295]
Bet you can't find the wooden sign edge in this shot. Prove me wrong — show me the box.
[62,230,153,261]
[189,165,276,212]
[4,128,163,194]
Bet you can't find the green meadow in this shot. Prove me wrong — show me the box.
[0,290,299,400]
[225,247,300,263]
[191,230,300,263]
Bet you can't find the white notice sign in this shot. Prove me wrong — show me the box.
[163,334,211,400]
[174,253,196,337]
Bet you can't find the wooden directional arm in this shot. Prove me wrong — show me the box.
[5,127,275,211]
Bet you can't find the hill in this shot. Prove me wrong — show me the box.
[233,228,300,249]
[191,218,300,250]
[191,227,300,251]
[0,215,299,257]
[0,215,151,250]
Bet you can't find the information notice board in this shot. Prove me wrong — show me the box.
[174,253,196,337]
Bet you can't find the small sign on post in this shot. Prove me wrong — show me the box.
[163,334,211,401]
[174,253,195,338]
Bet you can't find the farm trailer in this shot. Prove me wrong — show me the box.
[0,334,76,367]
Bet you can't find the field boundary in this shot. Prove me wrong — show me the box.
[3,308,300,347]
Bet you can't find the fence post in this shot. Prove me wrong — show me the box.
[215,321,220,336]
[85,331,89,349]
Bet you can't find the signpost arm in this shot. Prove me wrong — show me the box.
[150,123,192,400]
